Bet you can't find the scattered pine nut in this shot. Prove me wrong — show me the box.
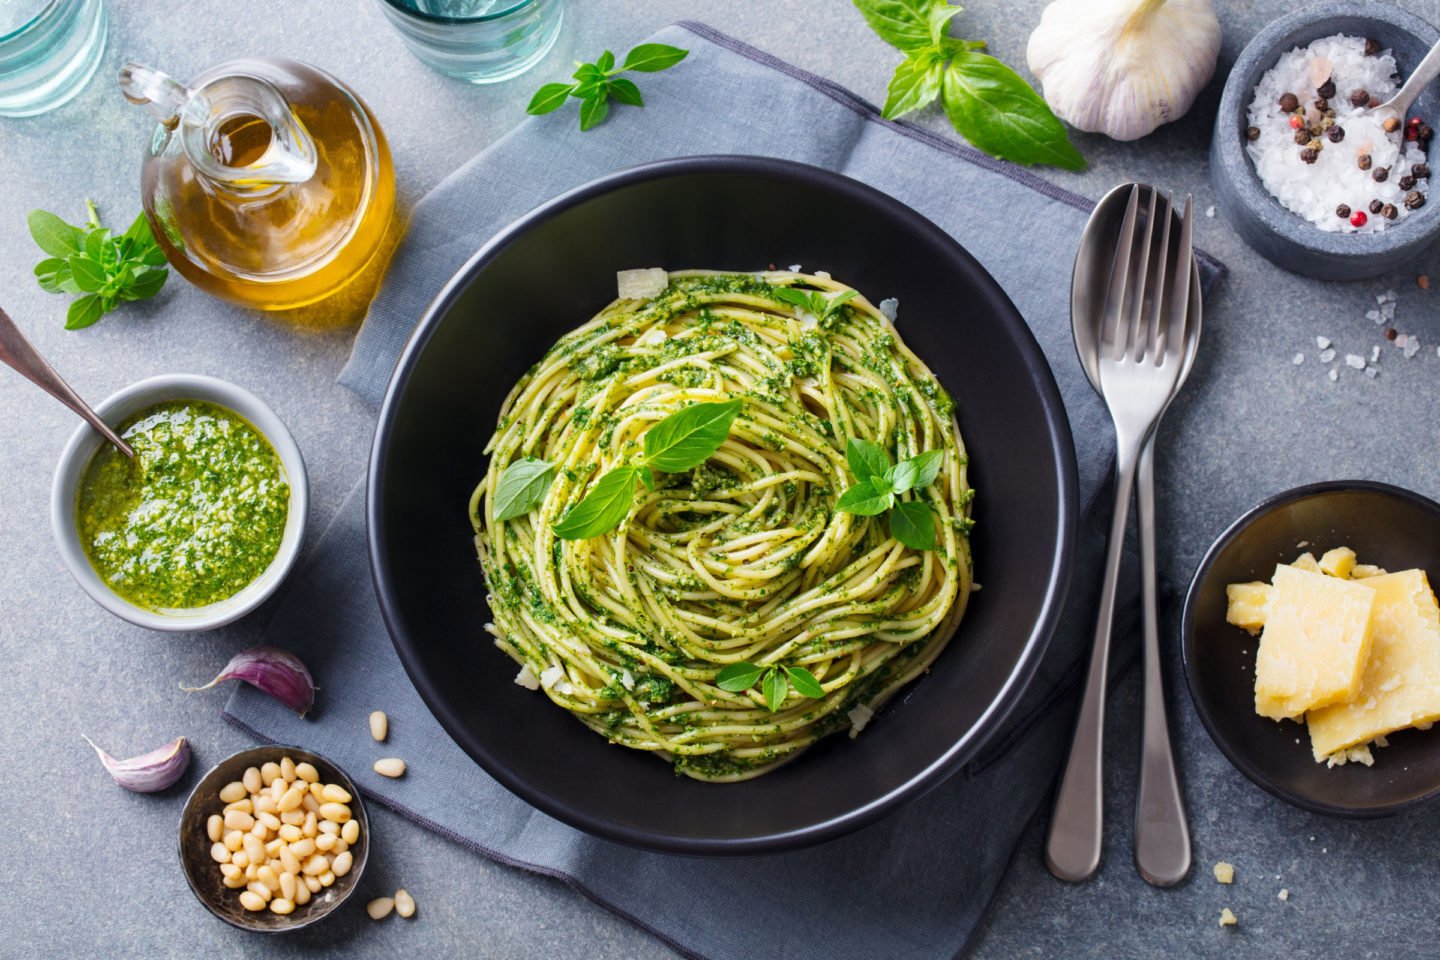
[269,898,295,915]
[367,897,395,920]
[239,891,266,912]
[370,711,389,742]
[394,888,416,918]
[332,851,354,877]
[322,784,352,803]
[373,757,407,778]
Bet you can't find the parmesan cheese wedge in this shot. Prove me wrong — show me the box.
[1253,564,1376,720]
[1307,569,1440,761]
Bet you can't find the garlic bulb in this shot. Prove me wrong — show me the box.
[1027,0,1220,141]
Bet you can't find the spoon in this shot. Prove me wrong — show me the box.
[1046,184,1198,885]
[0,305,134,459]
[1375,36,1440,128]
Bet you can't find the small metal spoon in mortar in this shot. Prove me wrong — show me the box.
[1373,36,1440,133]
[0,305,134,459]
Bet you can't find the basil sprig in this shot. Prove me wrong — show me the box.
[717,661,825,712]
[551,399,741,540]
[772,286,858,327]
[527,43,689,131]
[28,200,169,330]
[852,0,1084,171]
[492,458,557,521]
[836,438,943,551]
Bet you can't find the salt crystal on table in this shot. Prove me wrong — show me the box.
[1396,334,1409,348]
[1329,367,1340,381]
[1319,348,1336,362]
[1346,354,1367,368]
[1406,338,1421,358]
[1316,336,1331,349]
[1206,205,1216,218]
[1371,345,1381,362]
[1382,301,1396,319]
[1293,353,1305,365]
[1366,309,1382,323]
[1385,289,1397,301]
[1367,366,1379,378]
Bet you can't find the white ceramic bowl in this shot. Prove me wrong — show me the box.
[50,374,308,632]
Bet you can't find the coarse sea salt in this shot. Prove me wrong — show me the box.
[1247,35,1430,233]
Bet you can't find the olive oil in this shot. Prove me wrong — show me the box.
[121,59,396,313]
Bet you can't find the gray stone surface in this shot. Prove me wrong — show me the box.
[3,1,1440,958]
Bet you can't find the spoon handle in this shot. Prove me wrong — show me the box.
[1133,435,1191,886]
[0,306,134,459]
[1384,37,1440,118]
[1045,433,1141,882]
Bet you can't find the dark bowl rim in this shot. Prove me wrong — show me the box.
[366,154,1079,855]
[177,744,369,932]
[1179,478,1440,818]
[1213,1,1440,256]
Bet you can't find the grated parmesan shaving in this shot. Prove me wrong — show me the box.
[847,704,874,738]
[514,665,540,690]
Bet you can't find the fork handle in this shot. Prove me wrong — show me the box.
[1134,435,1191,886]
[1045,433,1141,882]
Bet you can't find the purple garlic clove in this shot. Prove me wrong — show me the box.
[85,735,190,793]
[182,646,316,717]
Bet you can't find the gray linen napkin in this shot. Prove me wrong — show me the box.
[225,21,1224,960]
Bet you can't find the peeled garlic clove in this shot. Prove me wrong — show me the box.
[1026,0,1221,141]
[181,646,315,717]
[84,735,190,792]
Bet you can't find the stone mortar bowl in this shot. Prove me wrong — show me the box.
[1212,1,1440,280]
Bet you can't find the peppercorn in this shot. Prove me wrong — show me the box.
[1327,125,1345,143]
[1406,126,1419,141]
[1351,209,1369,227]
[1316,79,1336,100]
[1383,203,1399,219]
[1300,147,1319,164]
[1293,127,1311,145]
[1414,162,1430,178]
[1289,114,1304,130]
[1279,92,1300,112]
[1373,166,1390,182]
[1314,97,1330,111]
[1365,37,1382,56]
[1322,117,1336,130]
[1419,274,1431,290]
[1420,124,1434,142]
[1370,95,1382,108]
[1246,125,1260,141]
[1384,117,1401,133]
[1359,153,1374,170]
[1386,327,1398,340]
[1410,117,1423,127]
[1406,191,1426,210]
[1399,174,1417,190]
[1337,204,1352,219]
[1370,199,1384,214]
[1324,107,1337,119]
[1351,88,1370,107]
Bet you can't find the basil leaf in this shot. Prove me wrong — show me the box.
[925,1,962,44]
[28,210,82,258]
[83,229,111,263]
[785,666,825,699]
[836,478,893,516]
[621,43,688,73]
[762,667,787,712]
[578,93,610,131]
[889,499,937,550]
[773,286,815,311]
[716,662,764,692]
[528,82,576,114]
[642,399,742,472]
[493,458,556,521]
[596,49,616,73]
[850,0,935,52]
[607,77,644,107]
[552,465,639,539]
[846,438,891,484]
[34,258,69,292]
[572,62,605,84]
[819,289,858,320]
[67,256,106,293]
[941,52,1085,171]
[883,50,945,119]
[118,268,167,301]
[637,465,656,491]
[64,294,105,331]
[905,450,944,488]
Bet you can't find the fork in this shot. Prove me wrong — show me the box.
[1045,186,1193,883]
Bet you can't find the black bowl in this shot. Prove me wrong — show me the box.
[368,156,1078,854]
[1182,481,1440,817]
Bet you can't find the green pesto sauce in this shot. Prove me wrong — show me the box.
[76,399,289,610]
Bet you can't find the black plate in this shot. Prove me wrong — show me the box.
[368,156,1078,854]
[1182,481,1440,817]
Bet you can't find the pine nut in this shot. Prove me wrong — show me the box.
[280,810,305,826]
[206,815,223,843]
[260,762,282,786]
[250,822,269,842]
[309,781,325,801]
[242,767,262,793]
[209,842,230,863]
[243,834,265,864]
[341,820,360,845]
[331,851,353,877]
[223,798,253,815]
[319,803,351,823]
[316,833,337,853]
[318,870,335,887]
[303,875,321,893]
[257,865,281,893]
[267,897,294,915]
[279,871,297,901]
[279,846,301,875]
[223,831,243,852]
[277,784,307,812]
[301,854,329,876]
[218,781,247,804]
[257,811,281,831]
[270,778,285,803]
[332,838,349,855]
[220,863,241,879]
[367,897,395,920]
[373,758,407,778]
[289,837,316,858]
[301,793,320,814]
[238,891,266,912]
[244,862,259,881]
[322,784,352,803]
[303,812,318,837]
[246,881,272,903]
[394,889,415,918]
[224,810,254,831]
[279,824,302,843]
[223,871,247,889]
[231,851,249,870]
[294,762,320,783]
[264,839,283,857]
[319,820,340,836]
[369,711,389,742]
[280,757,296,782]
[294,880,311,905]
[254,794,277,815]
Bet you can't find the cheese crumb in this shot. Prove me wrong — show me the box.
[616,267,668,300]
[847,704,874,738]
[878,298,899,323]
[514,665,540,690]
[1219,908,1238,928]
[1325,743,1375,767]
[1278,888,1290,901]
[1213,861,1235,884]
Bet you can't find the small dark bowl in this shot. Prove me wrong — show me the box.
[1182,481,1440,817]
[179,746,369,931]
[368,155,1078,855]
[1211,2,1440,280]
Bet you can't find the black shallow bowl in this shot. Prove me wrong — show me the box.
[368,156,1078,855]
[1182,481,1440,817]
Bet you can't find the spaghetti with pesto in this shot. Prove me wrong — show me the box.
[470,270,974,781]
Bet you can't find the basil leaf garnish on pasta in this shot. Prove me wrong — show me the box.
[715,662,765,692]
[889,499,938,551]
[641,399,741,472]
[838,443,945,550]
[551,465,642,539]
[836,478,893,516]
[785,667,825,699]
[491,458,556,521]
[761,668,788,713]
[846,438,892,485]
